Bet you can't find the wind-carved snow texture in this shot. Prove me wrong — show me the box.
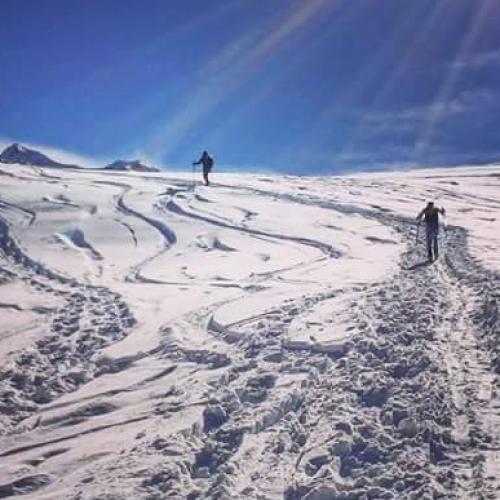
[54,228,103,261]
[162,196,339,258]
[134,205,500,499]
[115,184,178,283]
[0,211,136,434]
[0,165,500,499]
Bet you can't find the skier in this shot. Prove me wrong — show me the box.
[193,150,214,186]
[416,201,446,262]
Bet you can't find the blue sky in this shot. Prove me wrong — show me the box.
[1,0,500,173]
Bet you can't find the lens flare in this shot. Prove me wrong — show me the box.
[143,0,336,162]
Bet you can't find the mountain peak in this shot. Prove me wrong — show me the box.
[0,143,74,168]
[104,159,159,172]
[11,143,26,152]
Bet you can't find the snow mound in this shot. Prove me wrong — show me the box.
[42,194,78,207]
[195,233,236,252]
[54,227,102,260]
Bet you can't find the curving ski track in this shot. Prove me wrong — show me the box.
[162,195,339,258]
[1,170,499,499]
[134,184,500,499]
[0,210,136,434]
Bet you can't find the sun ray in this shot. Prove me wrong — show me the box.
[414,0,496,161]
[143,0,338,162]
[331,0,449,166]
[201,2,372,159]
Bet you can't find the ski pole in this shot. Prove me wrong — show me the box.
[441,210,447,252]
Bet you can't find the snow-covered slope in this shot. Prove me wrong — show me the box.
[0,162,499,499]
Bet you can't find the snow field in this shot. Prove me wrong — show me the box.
[0,163,499,498]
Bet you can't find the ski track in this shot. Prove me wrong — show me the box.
[1,170,499,499]
[0,200,37,228]
[111,183,178,283]
[133,185,500,499]
[117,190,176,247]
[89,179,178,282]
[0,212,137,435]
[161,195,339,258]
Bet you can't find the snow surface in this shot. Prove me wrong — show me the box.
[0,162,500,499]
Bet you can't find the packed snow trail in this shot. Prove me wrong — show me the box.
[0,165,499,499]
[133,199,500,499]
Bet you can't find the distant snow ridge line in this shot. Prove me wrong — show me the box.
[0,214,136,434]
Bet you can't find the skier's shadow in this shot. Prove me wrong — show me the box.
[405,260,432,271]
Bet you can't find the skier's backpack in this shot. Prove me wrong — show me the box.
[206,154,214,170]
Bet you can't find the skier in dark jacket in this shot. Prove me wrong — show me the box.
[416,201,446,261]
[193,151,214,186]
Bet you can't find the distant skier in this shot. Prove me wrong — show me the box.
[416,201,446,262]
[193,150,214,186]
